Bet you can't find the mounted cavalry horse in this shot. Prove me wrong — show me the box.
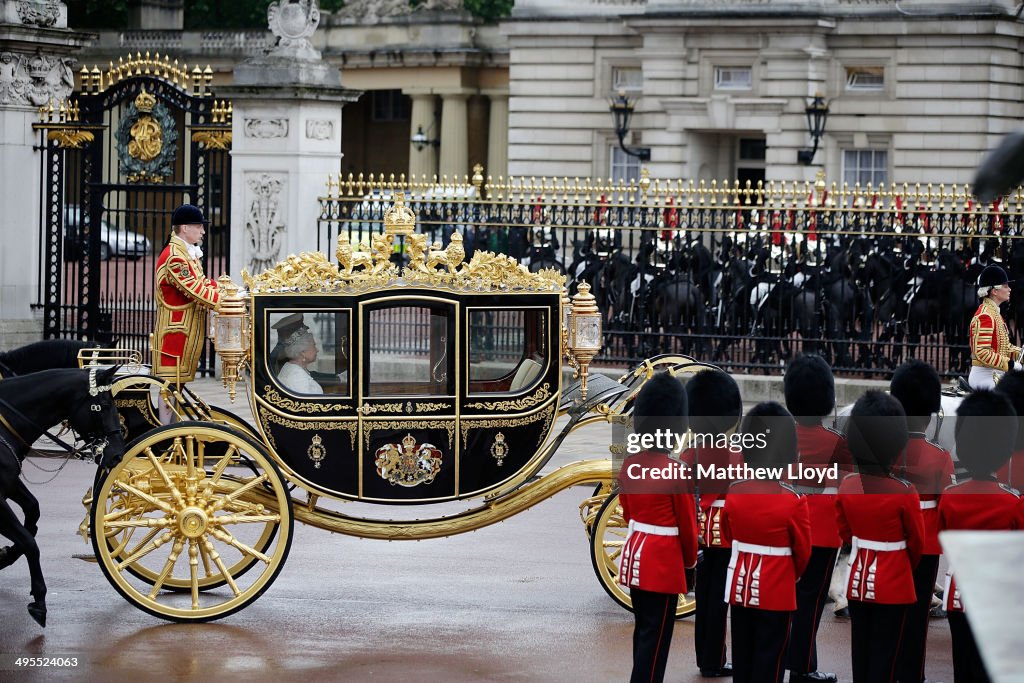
[0,366,125,626]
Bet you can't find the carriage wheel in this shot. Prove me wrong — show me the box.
[587,492,695,618]
[91,422,293,622]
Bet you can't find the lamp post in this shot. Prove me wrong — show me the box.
[608,91,651,162]
[410,125,439,152]
[797,93,830,165]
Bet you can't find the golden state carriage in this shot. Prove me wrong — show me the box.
[85,196,714,622]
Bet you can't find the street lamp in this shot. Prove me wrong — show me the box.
[608,91,651,162]
[410,125,439,152]
[797,93,830,165]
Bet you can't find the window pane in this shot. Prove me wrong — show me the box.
[715,66,753,90]
[612,67,643,93]
[368,305,452,396]
[468,309,548,393]
[268,310,350,396]
[610,145,642,184]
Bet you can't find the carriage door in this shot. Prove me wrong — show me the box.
[357,298,458,502]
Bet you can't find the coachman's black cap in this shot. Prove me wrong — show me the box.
[978,264,1010,289]
[171,204,209,226]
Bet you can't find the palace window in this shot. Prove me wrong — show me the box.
[611,66,643,94]
[842,149,889,187]
[845,66,885,92]
[371,90,411,122]
[610,145,642,184]
[714,66,753,91]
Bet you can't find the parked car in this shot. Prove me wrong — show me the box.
[63,206,151,261]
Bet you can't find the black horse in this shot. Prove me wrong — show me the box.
[0,339,102,378]
[0,366,125,626]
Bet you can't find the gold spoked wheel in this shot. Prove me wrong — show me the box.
[91,422,293,622]
[585,491,695,618]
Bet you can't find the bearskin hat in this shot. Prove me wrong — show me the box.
[686,369,742,435]
[956,390,1017,476]
[890,360,941,417]
[847,391,908,476]
[741,401,797,468]
[784,354,835,424]
[996,370,1024,449]
[632,371,687,440]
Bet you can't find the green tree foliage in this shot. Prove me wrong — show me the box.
[464,0,513,23]
[66,0,128,29]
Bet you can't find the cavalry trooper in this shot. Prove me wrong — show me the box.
[721,402,812,683]
[783,353,851,683]
[679,369,743,678]
[889,360,955,683]
[968,264,1021,390]
[940,390,1024,683]
[617,371,698,683]
[837,391,925,683]
[152,204,220,422]
[995,370,1024,492]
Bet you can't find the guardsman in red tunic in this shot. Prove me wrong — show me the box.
[618,371,698,683]
[678,369,743,678]
[968,265,1021,390]
[837,391,925,683]
[940,390,1024,683]
[889,360,956,683]
[153,204,220,405]
[784,354,851,683]
[995,370,1024,492]
[721,402,812,683]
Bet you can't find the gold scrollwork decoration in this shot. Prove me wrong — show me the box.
[258,405,357,450]
[264,387,352,413]
[465,383,552,411]
[363,419,455,452]
[307,434,327,469]
[192,130,232,150]
[460,403,556,449]
[360,402,404,415]
[48,129,94,148]
[415,402,450,413]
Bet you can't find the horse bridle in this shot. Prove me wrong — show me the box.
[0,368,120,464]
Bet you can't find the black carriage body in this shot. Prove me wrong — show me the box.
[250,289,562,503]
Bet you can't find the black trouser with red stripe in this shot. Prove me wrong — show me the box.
[897,554,940,683]
[948,611,991,683]
[694,546,731,671]
[731,605,793,683]
[630,588,678,683]
[848,600,909,683]
[787,545,838,675]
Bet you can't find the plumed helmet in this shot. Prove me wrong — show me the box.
[171,204,208,226]
[784,354,835,422]
[978,264,1010,290]
[890,360,941,417]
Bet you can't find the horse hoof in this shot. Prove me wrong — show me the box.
[27,602,46,627]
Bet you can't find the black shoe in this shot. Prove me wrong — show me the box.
[833,606,850,619]
[789,673,838,683]
[929,606,948,619]
[701,663,734,678]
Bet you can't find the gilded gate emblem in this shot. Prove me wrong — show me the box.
[374,433,442,487]
[116,86,178,183]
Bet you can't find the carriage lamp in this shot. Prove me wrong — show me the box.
[797,93,830,165]
[569,282,603,401]
[561,288,575,365]
[213,275,249,402]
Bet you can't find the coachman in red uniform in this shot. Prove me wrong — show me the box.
[889,360,956,683]
[721,402,812,683]
[784,354,851,683]
[618,372,698,683]
[679,369,743,678]
[837,391,925,683]
[153,204,220,387]
[995,370,1024,492]
[940,390,1024,683]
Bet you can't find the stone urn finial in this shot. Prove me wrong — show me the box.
[267,0,321,60]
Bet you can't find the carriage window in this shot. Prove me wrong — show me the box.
[267,310,350,396]
[468,309,548,394]
[367,305,453,396]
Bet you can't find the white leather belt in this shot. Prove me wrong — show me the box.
[792,485,839,495]
[710,499,726,508]
[919,500,938,510]
[853,537,907,552]
[733,541,792,556]
[628,520,678,536]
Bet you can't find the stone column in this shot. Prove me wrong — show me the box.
[407,92,437,180]
[439,93,468,179]
[485,91,508,179]
[0,1,88,346]
[218,2,360,280]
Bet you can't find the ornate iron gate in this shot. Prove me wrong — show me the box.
[34,53,231,375]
